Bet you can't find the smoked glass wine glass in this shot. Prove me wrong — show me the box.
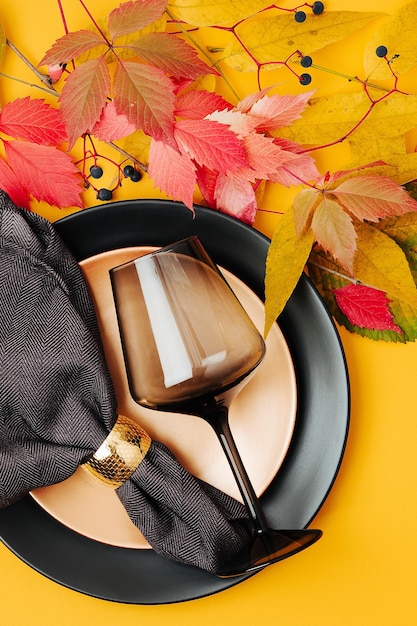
[110,236,321,577]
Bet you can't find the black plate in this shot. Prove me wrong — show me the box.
[0,200,350,604]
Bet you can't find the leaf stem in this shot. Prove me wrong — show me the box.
[6,39,57,92]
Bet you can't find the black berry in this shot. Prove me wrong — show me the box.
[130,169,142,182]
[376,45,388,58]
[294,11,306,22]
[89,165,103,179]
[97,188,113,201]
[301,55,313,68]
[299,73,312,86]
[312,1,324,15]
[123,164,135,178]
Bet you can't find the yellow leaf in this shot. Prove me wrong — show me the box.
[0,22,6,67]
[353,221,417,308]
[264,206,314,336]
[348,135,406,165]
[293,187,320,234]
[280,91,417,145]
[312,197,356,272]
[166,0,270,27]
[121,129,151,164]
[364,1,417,80]
[221,11,382,72]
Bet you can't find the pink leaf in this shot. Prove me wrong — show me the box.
[243,132,291,179]
[148,139,196,210]
[311,197,357,272]
[39,30,106,66]
[0,157,31,209]
[175,90,232,120]
[332,175,417,221]
[268,138,320,186]
[131,32,219,79]
[59,57,111,148]
[205,109,259,136]
[214,173,258,224]
[174,118,248,173]
[235,86,273,113]
[4,141,83,208]
[113,61,176,145]
[239,91,314,131]
[107,0,167,39]
[92,101,136,142]
[334,284,403,333]
[0,97,67,145]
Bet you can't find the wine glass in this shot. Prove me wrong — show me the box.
[110,236,321,577]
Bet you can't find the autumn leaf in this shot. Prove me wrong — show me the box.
[353,221,417,309]
[267,138,320,186]
[364,1,417,80]
[4,140,83,208]
[332,175,417,221]
[311,197,357,272]
[0,97,67,145]
[334,284,402,333]
[0,156,31,209]
[264,206,315,336]
[0,22,6,66]
[175,90,231,119]
[148,138,196,209]
[107,0,167,39]
[239,91,314,131]
[377,211,417,251]
[174,118,248,172]
[222,11,382,72]
[195,164,218,208]
[113,60,176,145]
[167,0,271,27]
[214,172,258,223]
[130,32,218,79]
[92,101,136,142]
[293,187,320,234]
[59,57,111,148]
[38,30,106,66]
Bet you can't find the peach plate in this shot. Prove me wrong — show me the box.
[31,247,297,549]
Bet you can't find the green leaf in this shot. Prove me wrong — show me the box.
[167,0,271,27]
[221,11,382,72]
[0,22,6,67]
[264,206,314,336]
[364,0,417,79]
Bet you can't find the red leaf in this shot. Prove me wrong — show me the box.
[131,32,219,79]
[0,97,67,145]
[174,118,248,173]
[0,157,31,209]
[113,61,176,145]
[332,176,417,221]
[107,0,167,39]
[148,139,196,209]
[39,30,106,66]
[59,57,111,148]
[237,91,313,131]
[195,164,218,208]
[175,90,232,120]
[214,172,258,224]
[92,101,136,142]
[4,141,83,208]
[334,284,403,333]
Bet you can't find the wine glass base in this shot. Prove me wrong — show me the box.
[216,528,323,578]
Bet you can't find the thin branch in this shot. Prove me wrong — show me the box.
[0,71,58,97]
[108,141,148,173]
[6,39,57,91]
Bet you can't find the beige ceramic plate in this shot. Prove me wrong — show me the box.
[31,247,297,549]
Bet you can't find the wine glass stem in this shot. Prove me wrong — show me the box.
[210,406,269,535]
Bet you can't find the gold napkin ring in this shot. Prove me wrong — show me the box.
[82,415,152,488]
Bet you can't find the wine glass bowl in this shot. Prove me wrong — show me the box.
[110,236,322,577]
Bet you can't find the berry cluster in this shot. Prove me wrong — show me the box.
[82,159,143,203]
[293,3,325,85]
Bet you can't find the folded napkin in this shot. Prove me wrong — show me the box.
[0,191,251,573]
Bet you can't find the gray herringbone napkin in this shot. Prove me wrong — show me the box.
[0,191,250,573]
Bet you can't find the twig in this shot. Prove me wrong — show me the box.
[6,39,57,92]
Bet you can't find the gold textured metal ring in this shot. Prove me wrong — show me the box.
[82,415,152,488]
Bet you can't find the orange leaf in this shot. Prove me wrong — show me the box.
[113,60,176,145]
[148,139,196,209]
[4,141,83,208]
[107,0,167,39]
[39,30,106,66]
[131,32,219,79]
[332,175,417,221]
[311,197,357,272]
[59,57,111,148]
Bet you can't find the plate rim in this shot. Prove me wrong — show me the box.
[0,199,350,604]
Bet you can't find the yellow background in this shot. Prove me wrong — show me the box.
[1,1,416,624]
